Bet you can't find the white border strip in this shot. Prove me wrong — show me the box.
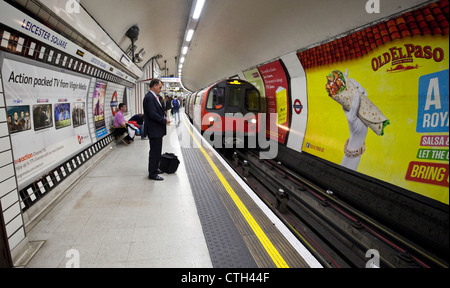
[182,113,323,268]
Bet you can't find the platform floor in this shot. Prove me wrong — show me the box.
[25,121,212,268]
[24,111,320,268]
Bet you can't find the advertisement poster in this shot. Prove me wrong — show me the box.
[93,80,107,139]
[300,34,449,204]
[243,68,267,113]
[2,58,91,187]
[258,60,290,144]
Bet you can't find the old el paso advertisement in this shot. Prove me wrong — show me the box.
[302,34,449,205]
[2,58,92,187]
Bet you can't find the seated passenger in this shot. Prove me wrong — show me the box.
[113,103,134,145]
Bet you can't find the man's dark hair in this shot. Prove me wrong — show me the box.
[150,79,162,88]
[119,103,126,110]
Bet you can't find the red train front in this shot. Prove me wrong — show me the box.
[186,79,264,147]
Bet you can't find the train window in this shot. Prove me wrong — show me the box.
[206,88,225,110]
[245,89,260,112]
[229,87,242,107]
[194,95,201,105]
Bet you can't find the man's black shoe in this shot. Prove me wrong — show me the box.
[149,175,164,181]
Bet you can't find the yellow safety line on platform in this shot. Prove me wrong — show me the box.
[183,120,289,268]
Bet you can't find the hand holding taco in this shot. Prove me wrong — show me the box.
[326,70,390,136]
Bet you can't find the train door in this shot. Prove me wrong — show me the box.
[244,87,261,113]
[185,93,191,117]
[0,202,13,268]
[193,91,203,131]
[189,92,196,121]
[226,83,244,115]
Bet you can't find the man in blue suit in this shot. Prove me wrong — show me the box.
[143,79,171,181]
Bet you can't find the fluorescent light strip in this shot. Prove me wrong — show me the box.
[193,0,206,19]
[182,46,188,55]
[1,31,10,48]
[28,42,36,56]
[186,29,195,42]
[26,188,36,201]
[16,37,24,53]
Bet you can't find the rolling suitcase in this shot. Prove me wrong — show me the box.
[159,153,180,174]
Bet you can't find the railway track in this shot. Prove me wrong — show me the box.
[216,147,449,268]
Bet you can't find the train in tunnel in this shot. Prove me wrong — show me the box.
[185,79,264,147]
[0,0,448,267]
[184,1,449,257]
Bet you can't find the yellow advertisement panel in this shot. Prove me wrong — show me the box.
[276,87,288,125]
[302,35,449,204]
[243,68,266,112]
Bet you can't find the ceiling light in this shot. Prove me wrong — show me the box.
[182,46,188,55]
[186,29,195,42]
[193,0,206,20]
[180,57,185,64]
[179,64,183,69]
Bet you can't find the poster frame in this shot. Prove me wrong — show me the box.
[0,51,93,190]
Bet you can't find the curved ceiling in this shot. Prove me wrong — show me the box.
[77,0,429,91]
[80,0,193,78]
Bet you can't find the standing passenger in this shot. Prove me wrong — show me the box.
[164,95,172,122]
[143,79,171,181]
[172,96,181,124]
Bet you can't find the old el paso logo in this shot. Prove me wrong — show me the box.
[371,44,445,72]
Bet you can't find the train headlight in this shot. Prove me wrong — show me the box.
[250,119,257,124]
[208,116,220,128]
[209,116,220,123]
